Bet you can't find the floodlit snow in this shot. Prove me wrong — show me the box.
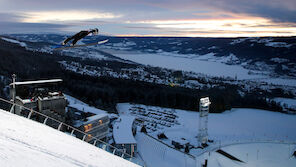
[0,109,139,167]
[1,37,27,47]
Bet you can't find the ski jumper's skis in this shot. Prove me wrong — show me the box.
[53,39,108,50]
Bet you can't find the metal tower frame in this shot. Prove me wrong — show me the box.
[198,97,211,145]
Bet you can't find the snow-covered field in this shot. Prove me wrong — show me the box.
[273,97,296,112]
[102,50,262,80]
[100,49,296,86]
[273,97,296,109]
[0,109,139,167]
[118,103,296,144]
[117,103,296,167]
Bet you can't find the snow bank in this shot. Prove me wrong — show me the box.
[1,37,27,47]
[0,109,138,167]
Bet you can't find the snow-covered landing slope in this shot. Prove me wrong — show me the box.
[206,143,296,167]
[0,109,139,167]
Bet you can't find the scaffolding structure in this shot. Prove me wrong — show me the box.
[198,97,211,145]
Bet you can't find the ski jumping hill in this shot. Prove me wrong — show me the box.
[0,109,139,167]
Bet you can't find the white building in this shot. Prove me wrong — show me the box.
[113,115,137,156]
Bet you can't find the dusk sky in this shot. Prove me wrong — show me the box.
[0,0,296,37]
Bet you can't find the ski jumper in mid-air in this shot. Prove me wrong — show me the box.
[62,28,99,46]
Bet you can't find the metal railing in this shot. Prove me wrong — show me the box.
[0,97,145,166]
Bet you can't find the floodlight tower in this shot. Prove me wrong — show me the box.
[198,97,211,145]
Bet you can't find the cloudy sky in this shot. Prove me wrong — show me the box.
[0,0,296,37]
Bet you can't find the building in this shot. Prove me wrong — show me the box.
[77,113,110,141]
[9,75,110,143]
[113,115,137,156]
[10,77,67,122]
[66,95,110,141]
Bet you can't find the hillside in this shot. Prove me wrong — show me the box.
[0,35,295,114]
[0,109,139,167]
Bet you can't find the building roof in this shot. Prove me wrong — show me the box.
[10,79,63,86]
[84,114,109,124]
[113,115,136,144]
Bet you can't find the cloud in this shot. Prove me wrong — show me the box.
[208,0,296,23]
[22,11,122,23]
[0,22,71,34]
[1,0,295,23]
[127,17,296,37]
[0,13,23,22]
[162,0,296,23]
[0,0,295,36]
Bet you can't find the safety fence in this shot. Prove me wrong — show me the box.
[0,97,145,166]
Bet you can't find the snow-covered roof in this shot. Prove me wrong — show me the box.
[11,79,63,86]
[113,115,136,144]
[74,113,109,127]
[68,103,107,115]
[85,113,108,124]
[65,94,107,115]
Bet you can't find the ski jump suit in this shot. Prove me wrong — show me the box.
[63,28,98,46]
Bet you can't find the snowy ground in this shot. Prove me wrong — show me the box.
[117,103,296,167]
[101,50,262,80]
[204,143,296,167]
[100,49,296,86]
[118,103,296,145]
[0,109,139,167]
[273,97,296,111]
